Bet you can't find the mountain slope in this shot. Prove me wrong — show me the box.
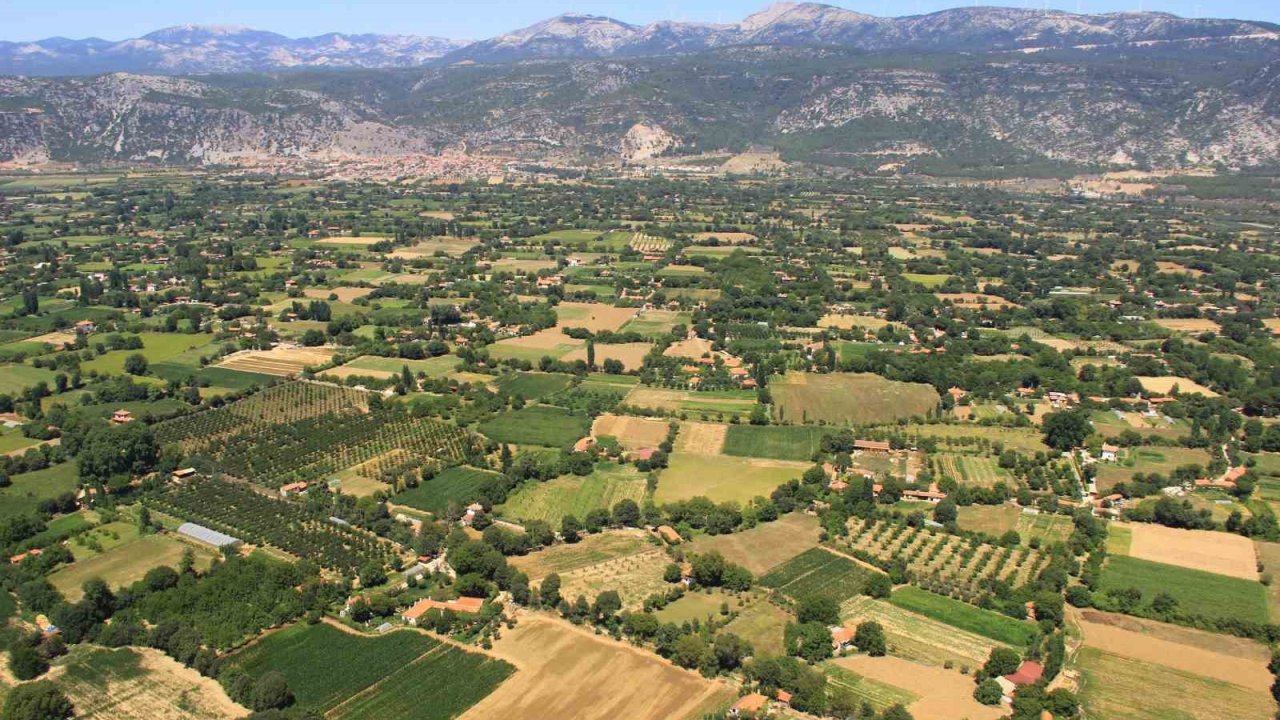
[2,44,1277,170]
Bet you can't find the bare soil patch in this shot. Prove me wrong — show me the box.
[663,337,716,360]
[216,346,335,377]
[675,421,727,455]
[1136,375,1220,397]
[462,615,733,720]
[562,342,651,371]
[555,302,640,332]
[1152,317,1221,334]
[315,235,389,246]
[691,231,757,244]
[592,414,670,450]
[303,286,373,302]
[1127,523,1259,580]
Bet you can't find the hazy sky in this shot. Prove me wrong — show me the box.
[3,0,1277,42]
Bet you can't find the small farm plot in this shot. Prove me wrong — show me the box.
[823,664,919,714]
[770,372,940,425]
[1093,445,1214,493]
[1135,375,1220,397]
[760,548,881,606]
[494,371,575,400]
[51,533,216,601]
[331,643,515,720]
[827,656,1006,720]
[58,646,247,720]
[1098,555,1270,624]
[654,453,808,505]
[841,596,1007,669]
[554,302,639,332]
[499,463,647,525]
[154,381,369,448]
[675,421,728,455]
[933,453,1011,487]
[623,386,758,420]
[215,346,336,377]
[591,413,671,450]
[887,586,1038,646]
[723,596,794,658]
[722,424,828,461]
[1126,523,1259,580]
[510,529,653,580]
[488,328,585,363]
[392,465,505,516]
[463,615,734,720]
[629,232,672,254]
[0,462,79,520]
[620,310,690,338]
[556,548,672,610]
[686,513,821,575]
[479,404,591,447]
[561,341,652,371]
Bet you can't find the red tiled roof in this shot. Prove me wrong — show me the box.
[1005,661,1044,686]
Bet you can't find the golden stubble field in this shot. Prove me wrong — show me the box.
[461,614,734,720]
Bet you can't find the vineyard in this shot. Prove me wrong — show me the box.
[154,382,370,449]
[629,233,671,254]
[840,518,1048,605]
[147,480,397,573]
[760,548,880,606]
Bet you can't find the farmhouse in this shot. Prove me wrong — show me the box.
[403,596,486,625]
[9,548,42,565]
[1005,660,1044,686]
[73,319,96,334]
[279,481,309,497]
[1100,443,1119,462]
[853,439,891,454]
[830,625,856,650]
[111,409,134,424]
[902,483,947,504]
[462,502,486,526]
[171,467,198,482]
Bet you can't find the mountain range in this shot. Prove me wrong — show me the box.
[2,3,1277,75]
[0,3,1278,172]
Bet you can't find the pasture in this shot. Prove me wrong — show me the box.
[510,529,653,580]
[1093,445,1214,492]
[686,512,820,575]
[52,532,215,601]
[1098,555,1269,624]
[499,463,647,525]
[888,586,1037,646]
[654,453,808,504]
[770,372,939,425]
[463,615,734,720]
[0,461,79,520]
[723,596,793,658]
[722,424,827,461]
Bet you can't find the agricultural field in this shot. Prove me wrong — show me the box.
[722,595,793,657]
[51,532,216,601]
[1076,646,1274,720]
[686,512,820,575]
[1126,523,1259,580]
[499,463,647,524]
[841,595,1007,670]
[487,328,585,363]
[215,346,336,377]
[674,421,729,455]
[561,341,652,370]
[494,371,575,400]
[478,404,591,447]
[770,372,940,425]
[554,302,639,332]
[1093,445,1214,492]
[510,529,654,580]
[760,548,881,605]
[933,453,1011,486]
[822,664,919,714]
[888,586,1038,646]
[827,656,1004,720]
[556,548,672,609]
[622,386,758,420]
[654,453,808,504]
[79,333,212,375]
[1097,555,1270,624]
[391,465,504,516]
[1135,375,1220,397]
[0,461,79,520]
[464,615,734,720]
[591,413,670,450]
[57,646,246,720]
[722,424,828,461]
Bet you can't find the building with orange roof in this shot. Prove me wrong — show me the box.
[403,596,486,625]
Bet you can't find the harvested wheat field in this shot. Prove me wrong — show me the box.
[1126,523,1259,580]
[555,302,640,332]
[303,286,373,302]
[562,342,651,371]
[59,646,247,719]
[463,615,734,720]
[1077,610,1272,690]
[1136,375,1219,397]
[557,548,673,609]
[216,346,335,377]
[26,330,78,346]
[387,236,479,257]
[686,513,819,575]
[319,365,395,381]
[829,655,1004,720]
[675,421,728,455]
[818,314,891,331]
[841,596,1006,670]
[511,529,652,580]
[934,293,1018,308]
[592,414,670,450]
[1153,317,1221,334]
[663,337,716,359]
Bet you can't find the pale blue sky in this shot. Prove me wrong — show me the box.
[3,0,1276,42]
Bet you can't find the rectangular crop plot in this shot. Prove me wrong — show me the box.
[770,372,939,426]
[761,548,879,605]
[392,465,504,516]
[888,586,1037,646]
[722,424,828,461]
[1098,555,1269,624]
[332,644,514,720]
[478,404,590,447]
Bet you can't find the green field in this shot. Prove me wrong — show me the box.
[956,504,1021,537]
[332,643,514,720]
[500,463,647,524]
[79,333,214,376]
[1098,555,1270,624]
[343,354,460,378]
[392,465,504,516]
[723,597,793,658]
[51,533,216,601]
[0,462,79,520]
[722,424,828,461]
[230,623,441,713]
[478,404,590,447]
[760,548,881,606]
[0,364,57,395]
[654,453,807,505]
[888,586,1037,646]
[579,373,641,393]
[654,590,736,624]
[935,454,1010,486]
[494,372,575,400]
[841,595,1007,669]
[770,372,939,425]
